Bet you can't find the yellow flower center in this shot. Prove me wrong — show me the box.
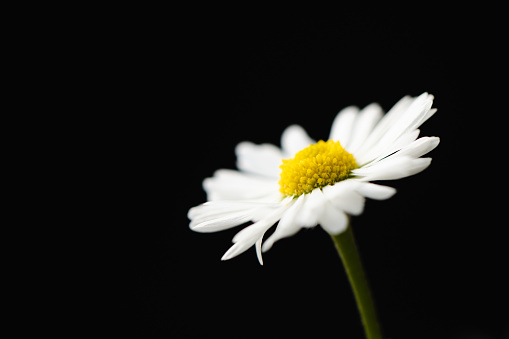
[279,140,358,197]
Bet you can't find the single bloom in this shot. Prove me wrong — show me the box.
[188,93,440,264]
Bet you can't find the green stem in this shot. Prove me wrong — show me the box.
[331,225,383,339]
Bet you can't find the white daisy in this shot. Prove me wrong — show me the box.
[188,93,439,265]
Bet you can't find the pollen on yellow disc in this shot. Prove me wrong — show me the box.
[279,140,358,197]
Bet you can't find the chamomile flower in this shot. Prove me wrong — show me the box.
[188,93,439,265]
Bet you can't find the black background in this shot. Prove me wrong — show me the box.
[121,9,508,339]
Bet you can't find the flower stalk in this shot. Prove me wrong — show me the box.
[331,224,383,339]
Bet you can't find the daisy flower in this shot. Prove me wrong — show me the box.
[188,93,439,265]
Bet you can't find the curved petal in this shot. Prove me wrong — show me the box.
[189,200,280,232]
[322,181,365,216]
[329,106,358,148]
[296,188,326,227]
[358,129,420,166]
[203,169,279,201]
[319,204,348,235]
[190,210,253,233]
[255,236,264,265]
[261,195,306,252]
[390,136,440,159]
[355,182,397,200]
[347,103,384,154]
[354,95,414,159]
[222,202,291,262]
[353,156,432,181]
[236,142,283,178]
[281,125,315,157]
[357,93,434,164]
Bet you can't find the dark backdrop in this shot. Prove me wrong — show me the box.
[121,10,507,339]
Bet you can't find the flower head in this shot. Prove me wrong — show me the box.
[279,139,358,197]
[188,93,439,264]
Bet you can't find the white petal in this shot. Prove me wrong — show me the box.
[358,129,420,166]
[262,195,306,252]
[296,188,326,227]
[329,106,359,148]
[189,200,250,223]
[203,169,279,201]
[355,95,414,159]
[355,182,397,200]
[221,241,252,262]
[235,142,283,178]
[189,200,276,220]
[390,136,440,159]
[353,156,432,181]
[190,211,253,233]
[255,236,264,265]
[189,200,280,232]
[281,125,315,157]
[222,204,289,261]
[319,204,348,235]
[347,103,383,154]
[356,93,434,164]
[322,181,365,216]
[231,199,292,243]
[372,93,433,152]
[188,201,234,220]
[417,108,437,128]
